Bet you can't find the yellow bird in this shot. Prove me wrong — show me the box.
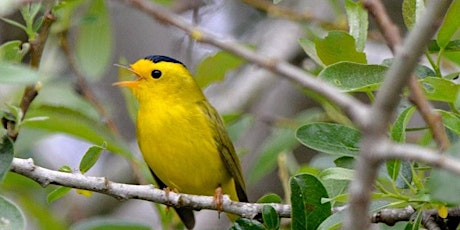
[114,55,248,229]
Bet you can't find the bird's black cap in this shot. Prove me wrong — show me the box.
[144,55,185,67]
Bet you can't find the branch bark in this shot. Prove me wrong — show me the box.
[343,1,454,229]
[9,157,291,219]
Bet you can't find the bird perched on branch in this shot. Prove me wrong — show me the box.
[114,55,248,229]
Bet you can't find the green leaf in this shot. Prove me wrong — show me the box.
[345,0,368,52]
[47,186,71,204]
[318,167,354,181]
[296,122,361,157]
[391,106,416,143]
[388,106,415,185]
[248,109,323,183]
[23,105,131,159]
[230,218,265,230]
[428,142,460,204]
[0,40,29,63]
[195,51,244,88]
[58,165,72,173]
[262,205,280,230]
[315,31,367,66]
[257,193,282,204]
[437,0,460,49]
[0,195,25,230]
[79,143,106,174]
[75,0,112,80]
[0,136,14,183]
[290,173,331,230]
[70,218,151,230]
[428,40,460,53]
[318,62,387,92]
[439,110,460,135]
[333,156,354,169]
[402,0,425,29]
[420,77,460,103]
[299,38,324,67]
[0,62,39,84]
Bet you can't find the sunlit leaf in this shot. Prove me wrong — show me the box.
[47,187,71,204]
[315,31,366,65]
[402,0,425,29]
[195,51,244,88]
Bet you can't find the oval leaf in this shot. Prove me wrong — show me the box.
[318,62,387,92]
[296,122,361,157]
[262,205,280,230]
[230,218,265,230]
[290,173,331,230]
[315,31,367,65]
[0,195,25,230]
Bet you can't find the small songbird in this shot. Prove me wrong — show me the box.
[114,55,248,229]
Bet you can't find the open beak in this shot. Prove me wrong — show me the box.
[113,64,140,89]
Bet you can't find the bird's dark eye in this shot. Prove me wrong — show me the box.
[151,70,162,79]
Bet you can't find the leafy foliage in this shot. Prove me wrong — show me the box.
[0,0,459,229]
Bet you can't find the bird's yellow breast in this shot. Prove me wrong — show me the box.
[137,100,237,198]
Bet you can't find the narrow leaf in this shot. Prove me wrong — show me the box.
[345,0,368,51]
[79,143,106,174]
[402,0,425,29]
[47,187,71,203]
